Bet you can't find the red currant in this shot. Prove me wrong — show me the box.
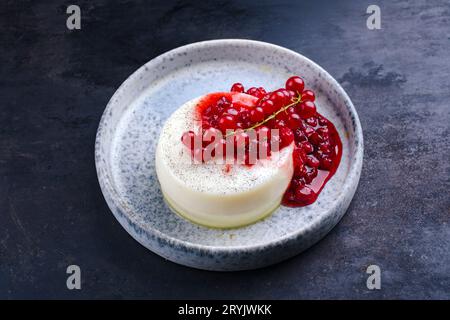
[308,129,322,145]
[274,119,287,129]
[246,87,265,99]
[285,76,305,93]
[286,106,296,114]
[316,127,329,139]
[294,163,307,178]
[279,127,294,148]
[306,117,317,127]
[261,99,276,115]
[294,128,307,141]
[320,156,333,170]
[218,114,237,133]
[269,91,285,109]
[298,141,314,154]
[287,90,296,101]
[287,113,302,129]
[304,167,318,184]
[318,115,329,126]
[239,110,252,128]
[306,154,320,168]
[304,126,315,138]
[216,96,231,110]
[250,106,265,123]
[230,83,244,93]
[318,142,331,154]
[277,89,291,105]
[299,101,317,119]
[293,146,305,166]
[302,90,315,102]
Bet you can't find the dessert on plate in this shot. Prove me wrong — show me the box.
[155,76,342,228]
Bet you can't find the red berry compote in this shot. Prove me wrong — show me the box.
[181,76,342,207]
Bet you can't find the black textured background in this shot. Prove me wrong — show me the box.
[1,0,449,299]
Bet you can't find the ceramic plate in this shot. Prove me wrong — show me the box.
[95,39,363,271]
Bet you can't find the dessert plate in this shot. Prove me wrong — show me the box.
[95,39,363,271]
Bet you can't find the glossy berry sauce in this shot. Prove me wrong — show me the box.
[282,118,342,207]
[181,76,342,207]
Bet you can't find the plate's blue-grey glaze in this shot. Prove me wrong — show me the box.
[95,39,363,271]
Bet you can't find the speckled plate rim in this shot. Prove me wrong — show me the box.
[95,39,363,254]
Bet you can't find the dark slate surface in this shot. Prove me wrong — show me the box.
[1,0,449,299]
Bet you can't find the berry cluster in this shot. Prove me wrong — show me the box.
[180,76,342,207]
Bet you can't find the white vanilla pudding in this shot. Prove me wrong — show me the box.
[155,93,294,228]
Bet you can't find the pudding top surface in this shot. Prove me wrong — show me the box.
[156,95,294,195]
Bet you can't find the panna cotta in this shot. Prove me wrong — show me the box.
[156,93,294,228]
[155,76,342,229]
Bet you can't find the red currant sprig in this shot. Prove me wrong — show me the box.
[224,92,303,137]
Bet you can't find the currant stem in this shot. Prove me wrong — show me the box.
[225,94,303,137]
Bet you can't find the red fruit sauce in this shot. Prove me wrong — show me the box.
[181,77,342,207]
